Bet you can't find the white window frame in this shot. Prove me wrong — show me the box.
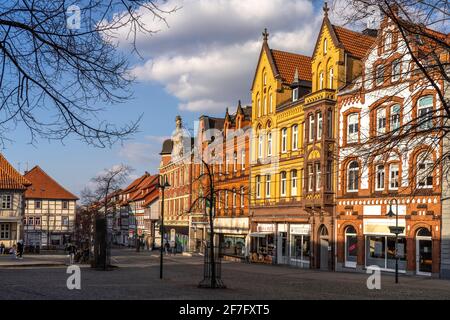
[391,104,401,133]
[292,88,299,102]
[308,164,314,192]
[225,190,229,209]
[418,96,433,130]
[317,113,323,139]
[232,189,237,208]
[281,128,287,153]
[258,135,263,159]
[267,132,273,156]
[377,108,386,135]
[280,172,287,197]
[291,170,298,196]
[329,68,334,89]
[375,165,385,191]
[265,175,271,198]
[256,176,261,199]
[316,163,321,191]
[319,72,324,90]
[292,125,298,150]
[241,150,246,170]
[392,58,401,82]
[347,113,359,143]
[0,223,10,240]
[240,187,245,208]
[1,194,12,210]
[347,161,359,192]
[417,155,433,189]
[233,152,238,173]
[389,163,399,190]
[309,115,315,142]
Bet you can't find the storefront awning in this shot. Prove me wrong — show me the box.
[249,232,272,238]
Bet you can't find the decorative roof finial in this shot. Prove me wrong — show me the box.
[323,2,329,17]
[293,68,299,83]
[262,28,269,42]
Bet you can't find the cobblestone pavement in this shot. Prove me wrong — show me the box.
[1,248,450,300]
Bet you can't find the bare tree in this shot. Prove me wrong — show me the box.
[0,1,179,147]
[83,164,133,269]
[332,0,449,193]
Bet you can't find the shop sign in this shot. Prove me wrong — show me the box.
[257,224,275,233]
[290,224,311,235]
[363,219,406,236]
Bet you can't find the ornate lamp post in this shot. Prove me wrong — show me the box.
[157,174,170,279]
[387,198,405,284]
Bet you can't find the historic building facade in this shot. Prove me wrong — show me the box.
[336,15,446,277]
[23,166,78,248]
[213,103,252,259]
[249,29,313,266]
[160,116,193,252]
[301,7,376,271]
[0,154,31,249]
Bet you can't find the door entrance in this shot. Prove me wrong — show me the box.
[416,228,432,276]
[319,226,329,271]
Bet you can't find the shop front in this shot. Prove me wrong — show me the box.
[250,223,276,264]
[212,217,249,259]
[163,224,189,253]
[288,224,311,268]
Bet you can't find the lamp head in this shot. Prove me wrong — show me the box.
[387,205,396,218]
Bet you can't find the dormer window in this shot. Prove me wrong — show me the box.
[292,88,299,102]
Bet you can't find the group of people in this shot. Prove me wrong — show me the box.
[0,240,24,259]
[164,240,179,255]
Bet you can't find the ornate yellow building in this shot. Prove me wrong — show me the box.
[249,29,313,267]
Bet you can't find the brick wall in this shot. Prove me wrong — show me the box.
[441,80,450,279]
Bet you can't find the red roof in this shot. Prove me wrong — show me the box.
[332,25,377,59]
[271,50,312,83]
[0,154,31,190]
[24,166,78,200]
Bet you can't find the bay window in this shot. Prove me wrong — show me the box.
[317,112,323,139]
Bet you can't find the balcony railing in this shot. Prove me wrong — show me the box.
[305,89,336,105]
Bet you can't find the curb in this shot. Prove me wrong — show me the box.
[0,263,66,268]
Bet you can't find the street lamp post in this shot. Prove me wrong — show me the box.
[387,198,405,284]
[157,175,170,279]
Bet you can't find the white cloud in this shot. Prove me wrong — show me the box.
[109,0,323,113]
[118,135,169,167]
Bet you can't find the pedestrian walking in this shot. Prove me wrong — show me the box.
[17,240,24,259]
[164,240,170,255]
[0,242,5,255]
[68,243,76,265]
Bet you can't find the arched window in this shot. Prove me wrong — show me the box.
[376,108,386,135]
[417,228,432,237]
[347,113,359,143]
[240,186,245,209]
[263,95,267,115]
[324,38,328,55]
[319,71,324,90]
[292,125,298,150]
[233,151,238,173]
[347,161,359,192]
[291,170,298,196]
[391,104,401,132]
[329,68,334,89]
[232,189,237,208]
[263,72,267,86]
[417,152,433,188]
[280,171,287,197]
[256,176,261,199]
[269,93,273,113]
[345,226,357,268]
[418,95,433,130]
[258,134,263,159]
[375,164,385,191]
[257,95,261,117]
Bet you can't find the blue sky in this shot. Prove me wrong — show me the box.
[2,0,353,196]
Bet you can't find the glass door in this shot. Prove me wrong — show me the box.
[417,238,432,275]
